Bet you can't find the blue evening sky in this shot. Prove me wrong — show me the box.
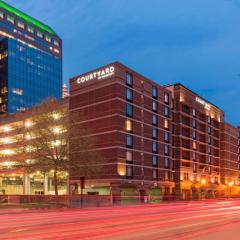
[5,0,240,125]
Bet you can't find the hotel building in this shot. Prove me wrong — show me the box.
[165,84,224,199]
[0,61,239,199]
[0,1,62,114]
[70,62,175,199]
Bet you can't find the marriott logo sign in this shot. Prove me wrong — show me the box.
[76,66,115,84]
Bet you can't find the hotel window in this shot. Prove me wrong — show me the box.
[152,100,158,112]
[152,142,158,153]
[126,103,133,117]
[192,119,196,128]
[193,141,197,150]
[152,155,158,166]
[208,156,212,164]
[164,131,169,143]
[126,135,133,148]
[207,116,211,124]
[164,106,169,117]
[17,22,24,29]
[208,126,211,134]
[37,31,43,38]
[152,128,158,139]
[193,163,197,172]
[193,152,196,161]
[7,15,14,24]
[164,119,169,129]
[164,144,169,156]
[126,88,133,101]
[208,146,211,154]
[164,157,169,168]
[193,108,196,117]
[152,114,158,126]
[208,136,211,144]
[208,166,212,174]
[184,173,189,181]
[153,169,158,180]
[165,171,169,181]
[54,40,59,46]
[152,87,158,98]
[192,130,196,140]
[125,119,132,132]
[27,26,34,34]
[126,72,133,86]
[127,166,133,177]
[46,36,51,42]
[164,93,169,104]
[0,11,3,19]
[126,151,132,162]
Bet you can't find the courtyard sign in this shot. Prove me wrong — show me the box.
[196,97,211,110]
[76,66,115,84]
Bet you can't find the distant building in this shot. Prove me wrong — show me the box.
[0,1,62,114]
[62,84,69,98]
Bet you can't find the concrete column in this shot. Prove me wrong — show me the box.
[44,174,49,195]
[23,175,31,195]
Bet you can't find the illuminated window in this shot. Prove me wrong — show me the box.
[164,93,169,104]
[125,120,132,132]
[37,31,43,38]
[164,119,169,129]
[17,22,24,29]
[27,26,34,34]
[0,11,4,19]
[7,15,14,24]
[46,36,51,42]
[193,108,196,117]
[54,40,59,46]
[193,141,197,150]
[126,151,132,162]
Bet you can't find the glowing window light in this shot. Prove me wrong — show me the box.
[52,140,61,147]
[53,127,61,134]
[1,149,14,155]
[201,179,206,184]
[25,134,31,140]
[3,126,11,132]
[25,120,33,128]
[52,113,61,120]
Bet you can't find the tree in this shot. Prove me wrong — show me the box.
[15,98,102,196]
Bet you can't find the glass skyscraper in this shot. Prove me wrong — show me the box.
[0,0,62,114]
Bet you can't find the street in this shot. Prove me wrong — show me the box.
[1,199,240,239]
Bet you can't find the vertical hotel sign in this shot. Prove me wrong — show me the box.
[76,66,115,84]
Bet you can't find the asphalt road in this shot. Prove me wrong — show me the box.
[1,199,240,240]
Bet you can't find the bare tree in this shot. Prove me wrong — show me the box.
[14,98,102,195]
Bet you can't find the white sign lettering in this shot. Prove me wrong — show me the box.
[196,97,211,110]
[76,66,115,84]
